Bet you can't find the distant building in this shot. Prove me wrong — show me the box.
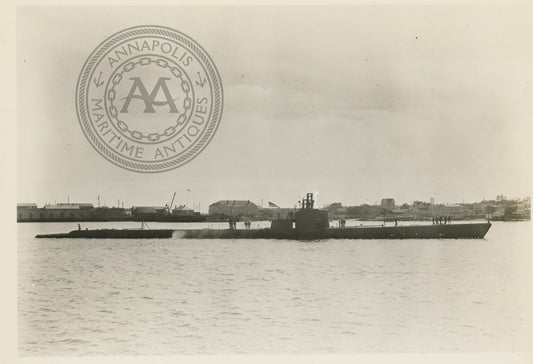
[91,207,129,220]
[17,202,127,222]
[172,205,195,216]
[412,200,430,209]
[131,206,167,219]
[17,203,37,209]
[44,203,94,210]
[380,198,395,209]
[18,203,93,221]
[209,200,259,217]
[517,197,531,215]
[17,203,38,221]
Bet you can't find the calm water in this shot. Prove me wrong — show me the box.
[18,221,531,355]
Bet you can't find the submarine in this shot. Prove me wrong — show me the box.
[35,193,491,240]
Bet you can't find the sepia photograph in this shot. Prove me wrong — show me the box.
[3,2,532,363]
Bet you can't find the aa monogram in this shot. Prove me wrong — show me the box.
[76,26,223,173]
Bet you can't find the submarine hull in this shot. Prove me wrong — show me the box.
[35,223,491,240]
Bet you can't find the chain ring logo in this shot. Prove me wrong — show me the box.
[76,26,223,173]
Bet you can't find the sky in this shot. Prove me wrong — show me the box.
[16,5,531,211]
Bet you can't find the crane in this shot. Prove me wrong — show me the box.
[168,192,176,214]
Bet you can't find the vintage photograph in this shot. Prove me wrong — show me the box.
[12,4,531,360]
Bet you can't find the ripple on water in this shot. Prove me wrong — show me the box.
[17,221,532,354]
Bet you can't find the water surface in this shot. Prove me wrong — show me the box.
[18,221,531,355]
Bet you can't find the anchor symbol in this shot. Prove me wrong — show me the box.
[93,72,104,87]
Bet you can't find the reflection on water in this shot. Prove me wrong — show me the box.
[18,221,530,355]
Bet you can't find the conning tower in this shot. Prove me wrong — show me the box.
[270,192,329,233]
[294,193,329,231]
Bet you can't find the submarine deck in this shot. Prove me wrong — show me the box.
[35,222,491,240]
